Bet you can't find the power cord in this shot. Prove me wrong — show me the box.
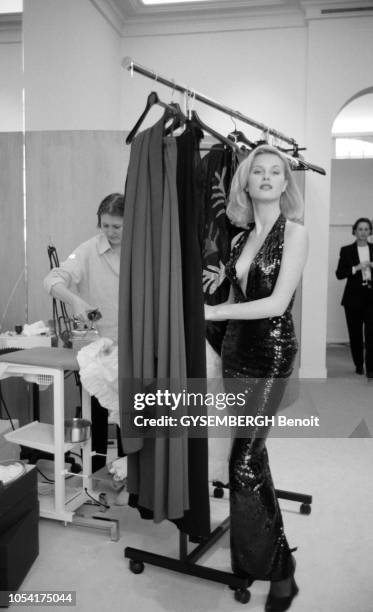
[0,383,16,430]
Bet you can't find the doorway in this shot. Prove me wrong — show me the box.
[327,89,373,377]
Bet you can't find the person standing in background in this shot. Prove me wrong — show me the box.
[336,217,373,379]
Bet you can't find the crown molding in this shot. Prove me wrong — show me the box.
[120,0,288,18]
[91,0,307,34]
[88,0,373,36]
[88,0,125,35]
[121,8,305,37]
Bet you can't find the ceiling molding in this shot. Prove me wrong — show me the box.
[88,0,125,35]
[109,0,307,28]
[119,0,288,17]
[88,0,373,36]
[121,9,305,37]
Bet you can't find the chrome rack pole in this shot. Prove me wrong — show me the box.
[122,56,297,147]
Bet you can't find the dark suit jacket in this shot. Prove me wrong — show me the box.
[335,242,373,306]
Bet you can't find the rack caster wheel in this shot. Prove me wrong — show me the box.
[213,487,224,499]
[234,588,251,604]
[129,560,144,574]
[300,503,311,515]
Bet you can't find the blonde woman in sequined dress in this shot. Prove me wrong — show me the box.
[204,145,308,612]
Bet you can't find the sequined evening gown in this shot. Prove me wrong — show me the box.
[222,213,298,582]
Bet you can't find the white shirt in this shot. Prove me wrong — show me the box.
[357,245,371,282]
[44,234,119,343]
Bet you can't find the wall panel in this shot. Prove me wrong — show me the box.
[0,132,26,332]
[25,130,128,325]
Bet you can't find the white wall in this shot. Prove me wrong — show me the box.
[121,27,307,141]
[0,23,24,333]
[23,0,121,130]
[0,36,22,131]
[328,158,373,343]
[300,16,373,376]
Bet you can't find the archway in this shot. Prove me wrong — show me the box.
[326,89,373,377]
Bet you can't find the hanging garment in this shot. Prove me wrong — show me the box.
[198,145,237,489]
[174,124,210,538]
[222,213,297,581]
[118,122,189,522]
[199,146,237,355]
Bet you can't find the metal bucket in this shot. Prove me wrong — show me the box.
[64,418,91,443]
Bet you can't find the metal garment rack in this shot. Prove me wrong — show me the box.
[122,57,326,175]
[121,57,313,603]
[122,56,297,145]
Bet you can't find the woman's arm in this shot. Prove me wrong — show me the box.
[43,246,95,322]
[336,246,370,279]
[48,282,95,322]
[205,222,308,321]
[335,246,353,280]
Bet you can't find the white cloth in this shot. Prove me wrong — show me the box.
[44,234,119,342]
[22,321,49,336]
[357,245,372,282]
[76,338,119,424]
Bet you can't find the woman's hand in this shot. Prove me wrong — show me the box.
[202,261,226,295]
[72,296,97,323]
[355,261,370,272]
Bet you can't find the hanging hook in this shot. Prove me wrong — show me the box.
[261,128,269,143]
[185,89,195,119]
[170,78,176,99]
[184,90,189,118]
[230,115,237,132]
[190,89,196,115]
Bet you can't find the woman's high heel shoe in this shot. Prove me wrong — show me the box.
[265,575,299,612]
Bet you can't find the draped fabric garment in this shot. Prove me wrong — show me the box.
[222,213,297,581]
[118,122,189,522]
[174,125,210,537]
[198,146,237,489]
[199,146,237,356]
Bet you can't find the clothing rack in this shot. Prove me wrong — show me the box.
[122,56,297,146]
[122,56,326,176]
[122,57,313,603]
[125,489,312,604]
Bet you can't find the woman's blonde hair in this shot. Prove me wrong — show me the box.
[226,144,304,227]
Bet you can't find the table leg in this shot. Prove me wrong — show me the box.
[53,369,65,515]
[81,388,92,492]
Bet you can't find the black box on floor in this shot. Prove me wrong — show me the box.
[0,466,39,607]
[0,466,38,533]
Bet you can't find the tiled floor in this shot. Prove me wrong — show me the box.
[6,344,373,611]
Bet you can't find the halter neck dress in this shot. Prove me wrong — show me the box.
[222,213,297,581]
